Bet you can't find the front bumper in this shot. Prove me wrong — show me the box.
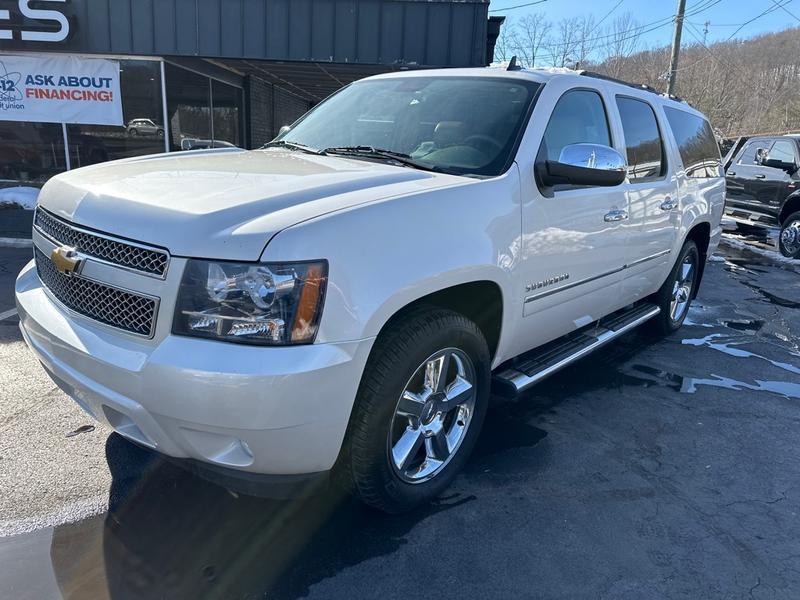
[15,259,374,477]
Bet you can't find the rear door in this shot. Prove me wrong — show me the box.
[613,95,679,301]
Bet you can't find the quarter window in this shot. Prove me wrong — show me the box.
[736,141,762,165]
[539,89,611,163]
[616,96,666,182]
[664,107,721,178]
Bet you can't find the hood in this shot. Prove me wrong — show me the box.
[38,148,462,260]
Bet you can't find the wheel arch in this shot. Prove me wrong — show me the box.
[370,280,505,364]
[779,192,800,225]
[684,220,711,299]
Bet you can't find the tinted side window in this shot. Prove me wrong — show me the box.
[736,141,762,165]
[616,96,665,182]
[539,89,611,162]
[664,107,721,178]
[769,140,797,165]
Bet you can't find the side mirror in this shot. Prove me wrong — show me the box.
[762,157,798,173]
[278,125,292,137]
[538,143,627,188]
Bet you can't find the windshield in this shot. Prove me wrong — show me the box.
[272,76,541,177]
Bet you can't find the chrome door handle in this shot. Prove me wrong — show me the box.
[728,171,736,176]
[604,209,629,222]
[660,198,679,211]
[755,174,766,179]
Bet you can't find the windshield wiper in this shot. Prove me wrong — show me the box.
[263,140,323,155]
[322,146,443,173]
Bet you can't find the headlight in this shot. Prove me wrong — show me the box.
[172,259,328,345]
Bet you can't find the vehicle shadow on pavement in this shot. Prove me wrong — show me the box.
[98,434,474,599]
[48,331,662,600]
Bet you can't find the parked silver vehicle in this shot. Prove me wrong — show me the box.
[127,119,164,138]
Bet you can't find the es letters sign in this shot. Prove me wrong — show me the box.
[0,0,71,43]
[0,54,122,125]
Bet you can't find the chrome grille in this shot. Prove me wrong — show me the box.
[35,209,169,277]
[35,248,158,337]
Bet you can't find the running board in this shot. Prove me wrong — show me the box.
[492,303,661,398]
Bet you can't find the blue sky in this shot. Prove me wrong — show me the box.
[488,0,800,48]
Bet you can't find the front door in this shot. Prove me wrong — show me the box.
[726,138,780,220]
[759,139,799,218]
[513,86,630,358]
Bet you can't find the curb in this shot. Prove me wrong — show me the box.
[0,237,33,249]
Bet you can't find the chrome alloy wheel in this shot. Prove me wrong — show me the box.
[781,220,800,256]
[388,348,477,484]
[670,254,696,322]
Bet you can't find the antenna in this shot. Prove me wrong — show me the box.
[507,56,521,71]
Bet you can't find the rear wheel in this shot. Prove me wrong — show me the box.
[648,240,700,336]
[779,211,800,258]
[343,308,490,513]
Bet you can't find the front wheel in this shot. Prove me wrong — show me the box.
[648,240,700,336]
[779,211,800,258]
[342,308,490,513]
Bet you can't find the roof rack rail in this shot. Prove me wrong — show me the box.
[579,71,687,104]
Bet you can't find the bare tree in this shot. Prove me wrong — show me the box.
[601,13,642,78]
[513,13,552,68]
[547,17,582,68]
[574,15,598,69]
[591,24,800,137]
[494,17,516,63]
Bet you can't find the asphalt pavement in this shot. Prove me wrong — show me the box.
[1,230,800,599]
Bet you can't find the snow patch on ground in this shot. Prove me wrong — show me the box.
[0,496,107,538]
[0,187,39,210]
[721,235,799,266]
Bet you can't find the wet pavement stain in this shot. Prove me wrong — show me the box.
[681,333,800,376]
[619,364,800,400]
[719,318,765,334]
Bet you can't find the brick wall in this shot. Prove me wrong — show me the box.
[246,76,312,148]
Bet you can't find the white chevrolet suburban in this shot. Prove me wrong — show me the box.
[16,67,724,513]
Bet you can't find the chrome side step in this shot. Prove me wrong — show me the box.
[493,303,661,398]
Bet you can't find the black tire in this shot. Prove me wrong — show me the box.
[341,307,490,513]
[157,129,165,138]
[647,240,700,336]
[129,129,138,136]
[778,211,800,259]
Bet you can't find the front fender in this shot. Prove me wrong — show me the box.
[262,170,522,365]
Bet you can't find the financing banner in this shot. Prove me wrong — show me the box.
[0,54,123,125]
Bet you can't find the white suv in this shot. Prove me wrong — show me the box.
[16,67,724,512]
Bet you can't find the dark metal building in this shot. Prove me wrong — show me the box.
[0,0,498,197]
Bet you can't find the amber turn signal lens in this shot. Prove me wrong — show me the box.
[291,263,327,343]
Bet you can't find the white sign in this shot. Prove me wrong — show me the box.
[0,1,71,43]
[0,54,123,125]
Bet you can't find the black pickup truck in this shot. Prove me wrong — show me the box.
[724,134,800,258]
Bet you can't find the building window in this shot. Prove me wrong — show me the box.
[212,79,243,148]
[66,60,165,169]
[166,64,212,151]
[165,64,243,151]
[0,122,66,188]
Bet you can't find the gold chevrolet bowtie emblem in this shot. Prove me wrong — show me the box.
[51,246,83,277]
